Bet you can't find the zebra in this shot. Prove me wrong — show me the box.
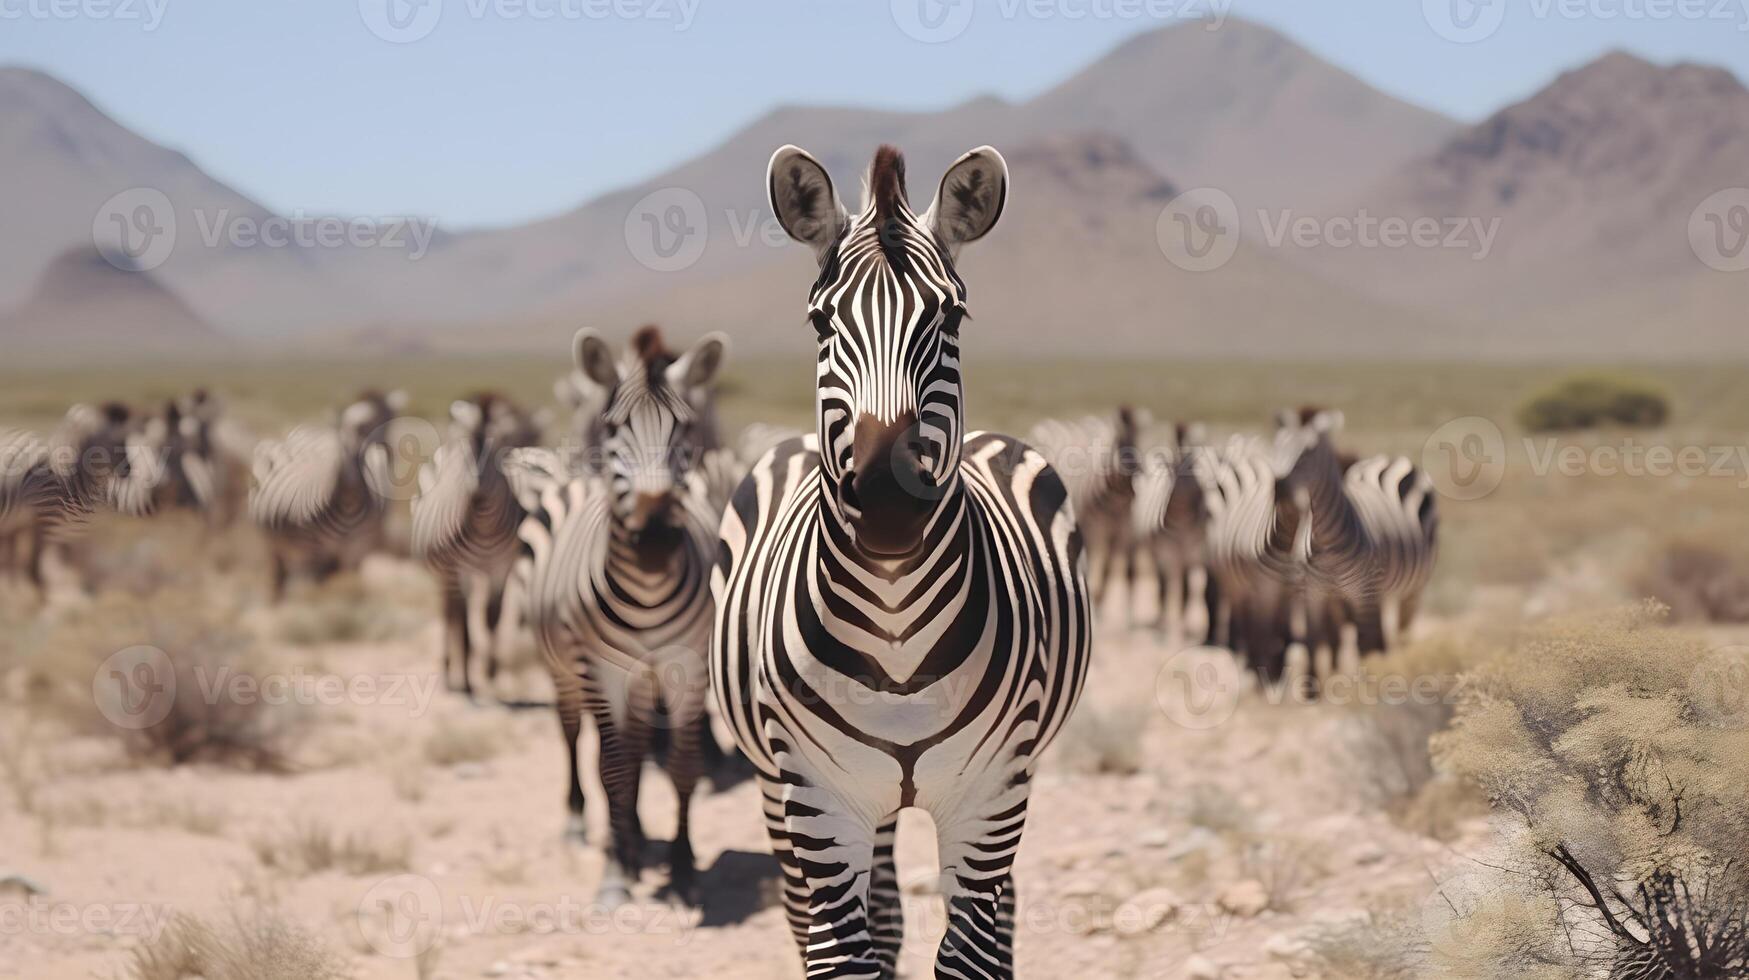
[249,389,405,602]
[557,323,726,458]
[1029,406,1146,625]
[1269,408,1439,658]
[1201,432,1310,683]
[412,393,544,697]
[518,325,727,904]
[0,403,138,599]
[1131,421,1214,641]
[712,143,1090,977]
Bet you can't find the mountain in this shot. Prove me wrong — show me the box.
[0,19,1462,352]
[1296,51,1749,352]
[0,246,224,356]
[385,132,1458,360]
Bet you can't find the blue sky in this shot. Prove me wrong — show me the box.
[5,0,1745,229]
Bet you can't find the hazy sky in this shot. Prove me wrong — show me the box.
[5,0,1745,228]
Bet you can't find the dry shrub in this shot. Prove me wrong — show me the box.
[423,712,506,767]
[1634,539,1749,624]
[1056,699,1150,776]
[274,572,419,645]
[1433,605,1749,978]
[252,818,411,876]
[1516,373,1669,432]
[1236,834,1327,913]
[1302,904,1427,980]
[121,905,349,980]
[9,588,307,770]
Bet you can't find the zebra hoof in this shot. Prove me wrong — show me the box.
[594,881,634,909]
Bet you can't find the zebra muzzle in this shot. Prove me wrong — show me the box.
[841,412,936,557]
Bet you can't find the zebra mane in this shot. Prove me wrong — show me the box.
[630,324,678,386]
[866,145,908,222]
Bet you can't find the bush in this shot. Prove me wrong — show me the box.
[1516,374,1669,432]
[1431,606,1749,977]
[122,905,349,980]
[1634,540,1749,624]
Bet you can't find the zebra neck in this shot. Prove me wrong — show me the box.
[1302,450,1368,572]
[808,471,980,682]
[597,516,700,610]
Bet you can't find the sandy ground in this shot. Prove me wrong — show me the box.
[0,557,1499,980]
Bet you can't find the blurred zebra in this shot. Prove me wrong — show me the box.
[1202,432,1309,682]
[556,323,726,457]
[412,393,544,697]
[1132,421,1213,640]
[518,326,725,904]
[1029,405,1146,623]
[111,391,255,527]
[249,390,406,601]
[0,403,139,599]
[1270,408,1438,656]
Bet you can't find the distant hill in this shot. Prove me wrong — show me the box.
[0,246,224,355]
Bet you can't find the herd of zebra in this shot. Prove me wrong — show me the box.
[0,144,1439,977]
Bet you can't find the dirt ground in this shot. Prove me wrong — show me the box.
[0,548,1541,980]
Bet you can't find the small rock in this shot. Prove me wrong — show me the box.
[1353,841,1387,866]
[0,874,46,898]
[1138,827,1172,849]
[1115,886,1181,935]
[1262,931,1308,961]
[1217,879,1270,918]
[485,961,511,977]
[1166,827,1216,861]
[1184,954,1222,979]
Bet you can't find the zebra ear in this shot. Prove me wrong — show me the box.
[668,331,728,392]
[385,389,409,413]
[450,399,482,431]
[1314,410,1345,434]
[768,145,845,257]
[573,328,620,389]
[926,146,1008,255]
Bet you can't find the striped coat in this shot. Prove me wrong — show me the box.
[0,403,138,598]
[249,390,404,600]
[518,326,727,904]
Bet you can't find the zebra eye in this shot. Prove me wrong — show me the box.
[942,306,966,338]
[810,311,834,343]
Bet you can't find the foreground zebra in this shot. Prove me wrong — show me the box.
[1028,407,1144,624]
[249,390,405,601]
[0,404,138,598]
[412,393,544,696]
[713,144,1090,977]
[519,326,726,904]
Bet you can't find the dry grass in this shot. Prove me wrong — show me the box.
[252,818,411,876]
[120,905,349,980]
[1236,834,1328,913]
[1302,904,1427,980]
[422,712,507,767]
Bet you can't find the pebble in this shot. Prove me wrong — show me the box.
[1184,954,1222,979]
[1217,879,1270,918]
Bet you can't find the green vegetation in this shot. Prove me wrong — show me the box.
[1516,373,1671,432]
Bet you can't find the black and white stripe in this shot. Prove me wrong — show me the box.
[412,393,543,696]
[1028,406,1145,625]
[1201,432,1309,681]
[248,389,404,601]
[0,403,137,599]
[517,326,726,904]
[1130,421,1214,641]
[713,144,1089,978]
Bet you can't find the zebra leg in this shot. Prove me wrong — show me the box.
[557,690,587,843]
[757,774,812,958]
[1121,540,1139,629]
[1354,600,1386,658]
[658,692,705,904]
[869,816,904,977]
[482,579,506,690]
[1149,546,1171,635]
[440,571,470,695]
[935,806,1025,978]
[1205,573,1226,649]
[25,527,47,602]
[593,679,654,906]
[776,765,883,976]
[1380,596,1402,653]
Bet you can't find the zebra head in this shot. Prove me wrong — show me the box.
[449,392,542,465]
[572,325,726,548]
[1270,406,1346,498]
[338,389,407,455]
[768,143,1008,557]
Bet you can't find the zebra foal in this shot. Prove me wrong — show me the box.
[713,144,1089,977]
